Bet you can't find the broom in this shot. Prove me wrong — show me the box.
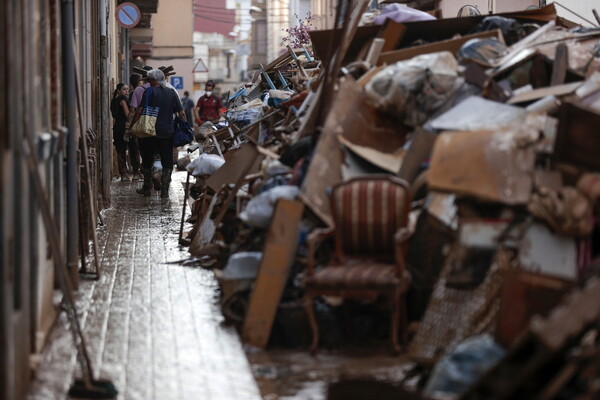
[23,132,117,398]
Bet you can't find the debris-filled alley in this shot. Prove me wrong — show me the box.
[3,1,600,400]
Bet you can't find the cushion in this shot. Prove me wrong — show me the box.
[306,263,400,289]
[331,179,409,256]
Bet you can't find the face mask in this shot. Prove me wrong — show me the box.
[205,91,212,97]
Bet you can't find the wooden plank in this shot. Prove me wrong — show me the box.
[377,19,407,52]
[398,129,437,184]
[550,43,569,85]
[553,102,600,171]
[378,29,502,66]
[242,199,304,348]
[495,270,573,348]
[429,130,535,205]
[508,82,582,105]
[206,143,261,192]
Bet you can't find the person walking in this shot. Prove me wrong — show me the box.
[181,90,195,128]
[130,66,162,191]
[110,83,131,181]
[194,80,223,125]
[132,69,186,198]
[127,73,143,180]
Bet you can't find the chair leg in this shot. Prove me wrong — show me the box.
[390,290,401,355]
[399,291,408,345]
[305,294,319,354]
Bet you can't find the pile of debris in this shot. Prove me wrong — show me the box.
[178,3,600,399]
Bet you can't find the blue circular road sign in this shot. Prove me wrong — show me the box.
[116,2,141,29]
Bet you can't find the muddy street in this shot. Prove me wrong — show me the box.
[27,175,261,400]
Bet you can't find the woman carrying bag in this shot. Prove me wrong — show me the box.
[130,69,186,198]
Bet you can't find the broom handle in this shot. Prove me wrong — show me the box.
[22,132,95,385]
[72,37,101,278]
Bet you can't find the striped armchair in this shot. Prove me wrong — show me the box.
[304,175,412,354]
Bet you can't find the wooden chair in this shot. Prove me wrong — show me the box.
[304,175,412,354]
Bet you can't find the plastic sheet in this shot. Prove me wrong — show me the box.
[373,4,436,25]
[424,335,505,398]
[222,252,263,280]
[268,90,293,107]
[471,16,527,45]
[458,38,508,67]
[239,185,300,228]
[264,160,291,178]
[365,51,460,128]
[186,153,225,176]
[227,98,264,126]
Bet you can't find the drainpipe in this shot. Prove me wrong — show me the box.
[100,0,111,207]
[61,0,79,287]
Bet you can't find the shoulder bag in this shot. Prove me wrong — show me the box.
[173,116,194,147]
[130,86,159,138]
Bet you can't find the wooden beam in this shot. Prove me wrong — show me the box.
[242,199,304,347]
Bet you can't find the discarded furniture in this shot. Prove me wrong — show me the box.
[304,175,412,353]
[495,270,574,348]
[461,278,600,399]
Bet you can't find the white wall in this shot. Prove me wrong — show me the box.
[440,1,596,26]
[546,0,598,27]
[267,0,290,61]
[290,0,312,28]
[440,0,539,18]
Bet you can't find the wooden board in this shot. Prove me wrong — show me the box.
[554,102,600,171]
[242,199,304,348]
[508,82,582,104]
[398,129,437,184]
[496,270,573,348]
[428,130,535,205]
[378,29,503,66]
[206,143,262,192]
[377,19,407,52]
[300,78,405,226]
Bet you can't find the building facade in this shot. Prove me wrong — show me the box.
[0,1,158,399]
[193,0,250,96]
[147,0,195,97]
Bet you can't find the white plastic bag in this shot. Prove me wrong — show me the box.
[186,153,225,176]
[239,185,300,228]
[222,252,263,280]
[365,51,460,128]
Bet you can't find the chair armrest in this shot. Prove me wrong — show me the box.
[394,227,412,274]
[394,227,411,244]
[306,227,335,276]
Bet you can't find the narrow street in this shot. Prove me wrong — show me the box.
[28,173,261,400]
[4,1,600,399]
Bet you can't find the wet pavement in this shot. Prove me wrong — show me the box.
[28,171,261,400]
[248,348,412,400]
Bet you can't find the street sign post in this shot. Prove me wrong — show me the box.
[116,2,141,29]
[193,59,209,73]
[170,77,184,89]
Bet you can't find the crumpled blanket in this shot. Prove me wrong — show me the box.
[365,51,460,128]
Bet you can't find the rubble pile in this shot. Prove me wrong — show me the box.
[178,4,600,399]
